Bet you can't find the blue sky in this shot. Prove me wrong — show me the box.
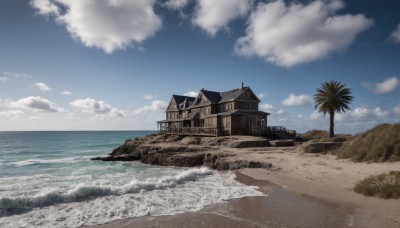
[0,0,399,133]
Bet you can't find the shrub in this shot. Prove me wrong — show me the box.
[354,171,400,199]
[335,123,400,162]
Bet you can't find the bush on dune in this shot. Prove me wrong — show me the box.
[335,123,400,162]
[354,171,400,199]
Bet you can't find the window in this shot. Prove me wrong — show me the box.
[246,103,250,109]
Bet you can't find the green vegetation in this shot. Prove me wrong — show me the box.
[354,171,400,199]
[335,123,400,162]
[314,80,354,138]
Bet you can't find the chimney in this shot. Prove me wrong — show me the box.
[241,82,244,89]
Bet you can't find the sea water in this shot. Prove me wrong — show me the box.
[0,131,263,227]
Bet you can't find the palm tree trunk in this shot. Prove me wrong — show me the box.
[329,110,335,138]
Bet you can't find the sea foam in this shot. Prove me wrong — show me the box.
[0,167,263,228]
[0,167,212,212]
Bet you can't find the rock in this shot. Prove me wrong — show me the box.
[165,135,182,143]
[180,137,201,145]
[270,140,294,147]
[94,133,276,171]
[229,140,270,148]
[140,152,205,167]
[304,142,342,153]
[91,154,140,161]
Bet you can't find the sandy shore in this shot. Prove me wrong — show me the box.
[90,144,400,228]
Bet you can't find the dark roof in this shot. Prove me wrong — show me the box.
[199,87,258,104]
[172,95,195,104]
[220,87,250,103]
[206,109,270,117]
[172,95,196,110]
[200,90,221,103]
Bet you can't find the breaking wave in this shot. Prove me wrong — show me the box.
[0,167,212,212]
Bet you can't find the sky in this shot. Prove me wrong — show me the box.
[0,0,399,133]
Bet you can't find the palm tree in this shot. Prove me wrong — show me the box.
[314,80,354,138]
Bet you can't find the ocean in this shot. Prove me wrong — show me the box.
[0,131,263,227]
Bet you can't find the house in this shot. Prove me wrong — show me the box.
[157,86,270,136]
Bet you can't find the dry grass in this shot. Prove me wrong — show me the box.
[335,123,400,162]
[354,171,400,199]
[298,130,329,141]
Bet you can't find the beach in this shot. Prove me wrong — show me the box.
[2,132,399,228]
[92,136,400,228]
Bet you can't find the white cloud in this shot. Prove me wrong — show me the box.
[0,77,8,82]
[390,23,400,43]
[336,106,389,122]
[164,0,190,10]
[393,104,400,115]
[351,106,369,118]
[134,100,167,115]
[394,104,400,115]
[193,0,253,36]
[373,107,389,118]
[259,103,285,116]
[61,91,72,96]
[33,82,52,92]
[70,98,125,117]
[143,94,158,100]
[3,71,31,78]
[29,116,41,121]
[4,96,63,112]
[371,77,400,94]
[30,0,60,16]
[282,94,312,106]
[259,103,274,113]
[310,110,324,120]
[235,0,373,67]
[31,0,162,53]
[257,93,267,99]
[0,110,25,121]
[184,91,199,97]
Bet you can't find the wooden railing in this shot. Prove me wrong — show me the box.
[159,126,284,137]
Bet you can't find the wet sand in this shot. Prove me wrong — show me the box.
[90,172,351,228]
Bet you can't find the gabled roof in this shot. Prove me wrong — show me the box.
[169,95,196,110]
[200,89,221,103]
[220,87,259,103]
[195,87,259,105]
[171,86,260,110]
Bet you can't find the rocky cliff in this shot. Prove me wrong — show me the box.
[92,133,274,171]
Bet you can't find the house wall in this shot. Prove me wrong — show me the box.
[218,102,234,113]
[231,115,243,135]
[166,111,180,120]
[234,101,258,111]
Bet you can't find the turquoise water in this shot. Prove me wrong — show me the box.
[0,131,262,227]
